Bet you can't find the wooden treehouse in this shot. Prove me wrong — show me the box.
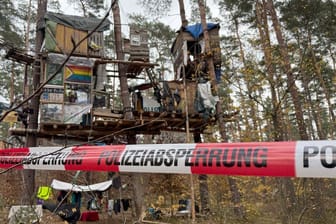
[6,14,228,144]
[171,23,221,81]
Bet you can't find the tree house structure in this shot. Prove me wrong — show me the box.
[171,23,221,81]
[5,13,224,144]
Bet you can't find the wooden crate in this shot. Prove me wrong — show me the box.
[129,25,149,62]
[166,81,197,115]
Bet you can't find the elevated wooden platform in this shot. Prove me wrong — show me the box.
[9,110,218,141]
[94,58,157,78]
[5,47,35,65]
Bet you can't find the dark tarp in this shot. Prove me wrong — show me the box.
[44,12,110,32]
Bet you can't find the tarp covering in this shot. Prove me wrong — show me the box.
[45,12,110,32]
[51,179,113,192]
[0,95,9,105]
[0,95,9,114]
[197,81,219,111]
[184,23,220,39]
[47,53,95,67]
[171,23,220,53]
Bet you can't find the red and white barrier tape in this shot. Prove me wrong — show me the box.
[0,141,335,178]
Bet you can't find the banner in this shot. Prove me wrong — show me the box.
[1,141,336,178]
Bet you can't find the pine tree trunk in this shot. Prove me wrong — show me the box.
[22,0,47,204]
[295,34,326,139]
[307,33,336,133]
[266,0,308,140]
[112,1,133,120]
[194,133,209,213]
[178,0,188,27]
[197,1,226,140]
[233,17,260,141]
[128,135,146,221]
[256,0,284,141]
[197,0,245,218]
[256,2,298,223]
[112,2,145,221]
[227,177,245,218]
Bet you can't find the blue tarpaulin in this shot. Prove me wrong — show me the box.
[184,23,219,39]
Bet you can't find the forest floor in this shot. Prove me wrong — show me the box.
[1,206,215,224]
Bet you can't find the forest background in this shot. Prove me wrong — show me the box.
[1,0,336,223]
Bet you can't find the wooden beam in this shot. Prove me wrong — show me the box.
[95,58,158,67]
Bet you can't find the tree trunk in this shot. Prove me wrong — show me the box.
[227,177,245,218]
[266,0,308,140]
[194,133,209,213]
[295,33,325,139]
[128,135,146,221]
[261,2,298,223]
[112,2,144,220]
[307,33,336,133]
[197,0,244,218]
[233,16,260,141]
[197,0,227,140]
[112,1,133,120]
[178,0,188,27]
[22,0,47,204]
[256,0,284,141]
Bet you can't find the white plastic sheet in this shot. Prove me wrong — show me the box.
[51,179,112,192]
[197,81,219,110]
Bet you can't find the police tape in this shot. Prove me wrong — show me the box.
[0,141,336,178]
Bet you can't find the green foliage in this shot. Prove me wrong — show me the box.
[0,0,22,45]
[218,0,255,22]
[66,0,105,17]
[137,0,173,18]
[189,0,215,24]
[129,14,176,76]
[280,0,336,41]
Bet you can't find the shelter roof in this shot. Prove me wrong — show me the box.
[45,12,111,32]
[183,23,220,39]
[170,22,220,53]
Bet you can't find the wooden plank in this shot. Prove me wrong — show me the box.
[76,29,88,55]
[181,31,195,41]
[55,24,65,52]
[64,26,73,54]
[64,26,88,55]
[130,52,150,56]
[93,108,123,119]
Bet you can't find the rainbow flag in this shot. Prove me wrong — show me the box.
[64,65,92,83]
